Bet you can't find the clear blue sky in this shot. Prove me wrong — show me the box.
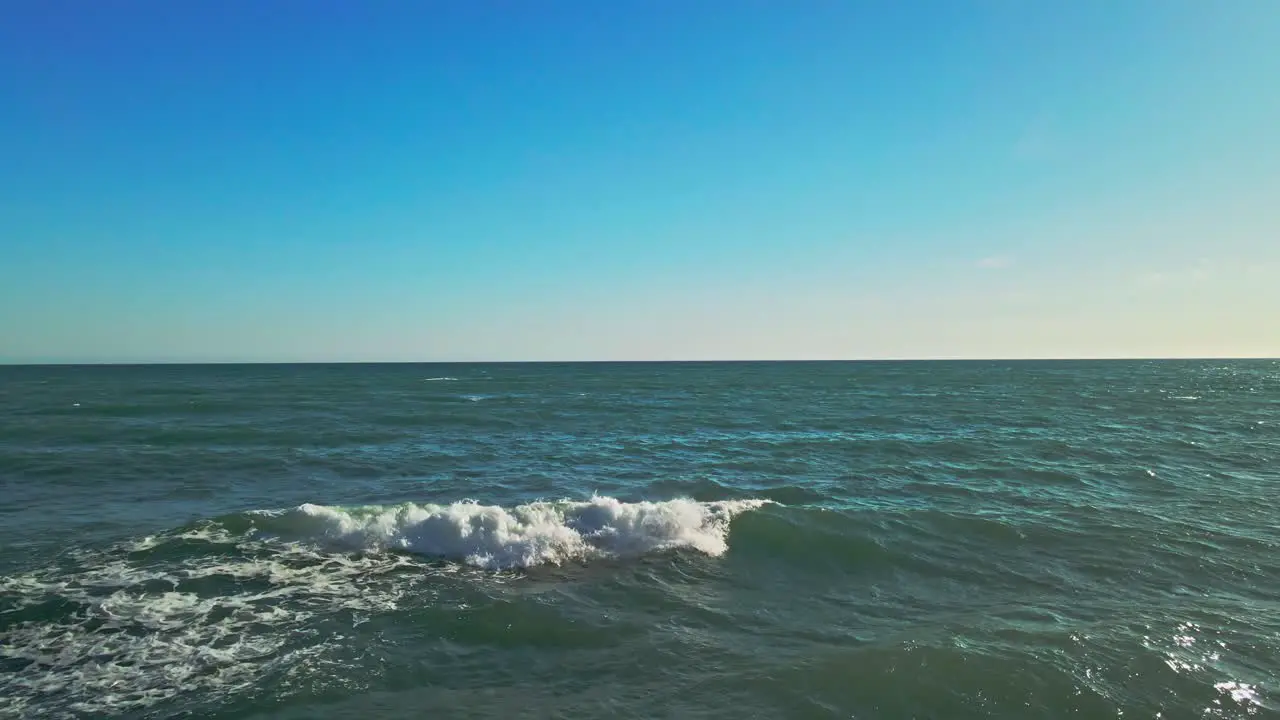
[2,1,1277,362]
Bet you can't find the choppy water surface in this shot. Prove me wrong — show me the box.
[1,361,1276,718]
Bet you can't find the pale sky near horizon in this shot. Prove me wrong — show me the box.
[2,1,1278,363]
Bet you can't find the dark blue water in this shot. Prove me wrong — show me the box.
[1,361,1276,718]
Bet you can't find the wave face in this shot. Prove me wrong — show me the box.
[251,496,769,569]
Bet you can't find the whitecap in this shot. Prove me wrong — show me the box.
[259,496,769,569]
[0,496,769,716]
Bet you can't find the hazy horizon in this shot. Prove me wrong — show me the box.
[3,3,1277,363]
[4,355,1277,367]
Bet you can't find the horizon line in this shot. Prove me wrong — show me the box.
[2,356,1276,368]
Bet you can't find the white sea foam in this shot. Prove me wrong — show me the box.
[0,497,765,717]
[0,541,439,718]
[424,377,458,382]
[255,496,769,569]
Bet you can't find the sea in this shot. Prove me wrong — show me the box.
[0,361,1276,719]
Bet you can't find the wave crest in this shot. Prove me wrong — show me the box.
[251,496,770,569]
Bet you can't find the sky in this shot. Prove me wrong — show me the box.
[2,1,1278,362]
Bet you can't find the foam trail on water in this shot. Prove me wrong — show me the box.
[252,496,770,569]
[0,496,769,715]
[0,539,436,718]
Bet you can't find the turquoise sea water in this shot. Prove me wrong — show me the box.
[1,361,1276,719]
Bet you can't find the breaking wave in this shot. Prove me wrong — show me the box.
[246,496,770,569]
[0,496,770,717]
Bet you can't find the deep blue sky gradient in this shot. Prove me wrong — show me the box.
[3,1,1278,361]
